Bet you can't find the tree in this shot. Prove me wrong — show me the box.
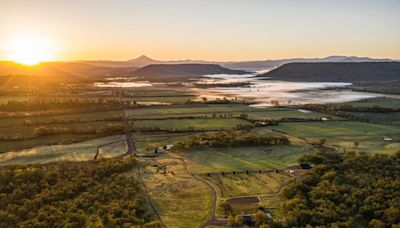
[253,210,269,226]
[319,138,326,145]
[220,202,233,217]
[239,113,249,119]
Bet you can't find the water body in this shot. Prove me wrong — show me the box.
[94,81,152,88]
[195,72,385,107]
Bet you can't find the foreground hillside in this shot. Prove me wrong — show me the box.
[279,151,400,227]
[260,62,400,82]
[0,157,160,227]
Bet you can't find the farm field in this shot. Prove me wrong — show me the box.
[269,121,400,139]
[0,134,99,153]
[132,118,253,131]
[125,104,259,118]
[326,135,400,154]
[181,144,315,174]
[133,132,197,154]
[0,134,127,165]
[346,97,400,109]
[345,111,400,125]
[0,96,35,104]
[140,157,212,228]
[246,109,336,120]
[0,110,124,127]
[204,172,291,198]
[0,120,120,138]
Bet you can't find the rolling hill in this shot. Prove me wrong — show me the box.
[131,64,249,81]
[258,62,400,83]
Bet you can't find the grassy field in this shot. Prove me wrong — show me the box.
[0,110,123,127]
[181,145,314,174]
[133,132,197,154]
[346,97,400,109]
[0,120,120,138]
[0,135,127,165]
[140,157,212,228]
[246,109,336,120]
[326,135,400,154]
[125,104,258,118]
[0,96,35,104]
[346,111,400,125]
[269,121,400,139]
[205,172,291,198]
[0,134,101,153]
[132,118,253,131]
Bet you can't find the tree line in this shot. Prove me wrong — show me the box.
[174,130,290,150]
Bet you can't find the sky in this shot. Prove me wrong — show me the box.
[0,0,400,61]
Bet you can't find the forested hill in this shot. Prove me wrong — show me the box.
[132,64,248,80]
[259,62,400,82]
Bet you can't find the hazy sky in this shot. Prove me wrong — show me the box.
[1,0,400,61]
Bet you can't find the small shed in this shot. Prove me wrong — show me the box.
[163,144,174,150]
[383,137,393,141]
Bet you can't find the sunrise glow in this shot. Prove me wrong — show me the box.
[4,35,57,66]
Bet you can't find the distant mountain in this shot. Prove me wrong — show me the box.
[220,56,394,70]
[132,64,248,81]
[80,55,395,71]
[258,62,400,83]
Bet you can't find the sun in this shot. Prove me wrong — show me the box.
[4,35,57,66]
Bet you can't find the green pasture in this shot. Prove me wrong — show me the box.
[0,96,35,104]
[0,120,120,138]
[0,110,124,127]
[346,111,400,125]
[246,109,336,120]
[181,145,314,174]
[132,118,253,131]
[269,121,400,139]
[140,157,212,228]
[346,97,400,109]
[326,135,400,155]
[205,172,291,198]
[125,104,257,118]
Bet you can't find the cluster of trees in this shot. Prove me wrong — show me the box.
[278,151,400,227]
[0,158,159,227]
[33,124,125,137]
[175,130,289,150]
